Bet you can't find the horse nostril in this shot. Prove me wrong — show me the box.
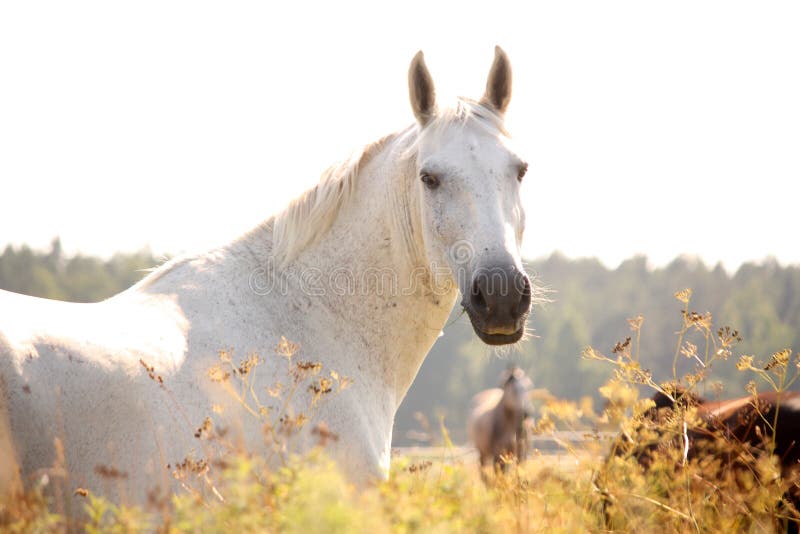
[516,275,532,318]
[471,278,488,313]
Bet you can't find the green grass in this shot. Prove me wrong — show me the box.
[1,415,796,532]
[1,450,606,533]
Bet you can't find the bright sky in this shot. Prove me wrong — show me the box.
[1,1,798,271]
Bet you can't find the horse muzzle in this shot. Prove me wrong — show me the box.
[462,264,532,345]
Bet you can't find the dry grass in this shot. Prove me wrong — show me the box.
[2,290,799,532]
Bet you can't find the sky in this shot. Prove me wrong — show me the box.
[1,1,798,271]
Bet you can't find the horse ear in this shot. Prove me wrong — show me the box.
[481,46,512,115]
[408,51,437,126]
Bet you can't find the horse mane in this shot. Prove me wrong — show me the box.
[270,132,400,267]
[271,98,507,267]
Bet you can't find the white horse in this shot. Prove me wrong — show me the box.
[0,47,531,510]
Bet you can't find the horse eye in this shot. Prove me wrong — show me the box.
[420,173,440,190]
[517,163,528,182]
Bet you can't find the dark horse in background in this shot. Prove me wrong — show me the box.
[467,367,531,476]
[604,386,800,533]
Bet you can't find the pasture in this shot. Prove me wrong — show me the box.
[2,413,796,532]
[3,297,800,533]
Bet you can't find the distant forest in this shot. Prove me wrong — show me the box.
[2,239,799,444]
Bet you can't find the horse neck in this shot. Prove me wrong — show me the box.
[498,389,522,422]
[252,133,457,405]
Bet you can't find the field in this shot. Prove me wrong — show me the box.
[2,290,799,532]
[2,435,795,532]
[0,440,616,532]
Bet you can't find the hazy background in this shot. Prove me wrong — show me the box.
[2,2,799,445]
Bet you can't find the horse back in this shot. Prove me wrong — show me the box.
[0,288,191,509]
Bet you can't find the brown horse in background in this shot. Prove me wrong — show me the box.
[606,386,800,532]
[467,367,531,475]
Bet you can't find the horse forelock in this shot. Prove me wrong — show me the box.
[441,98,507,135]
[406,98,507,155]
